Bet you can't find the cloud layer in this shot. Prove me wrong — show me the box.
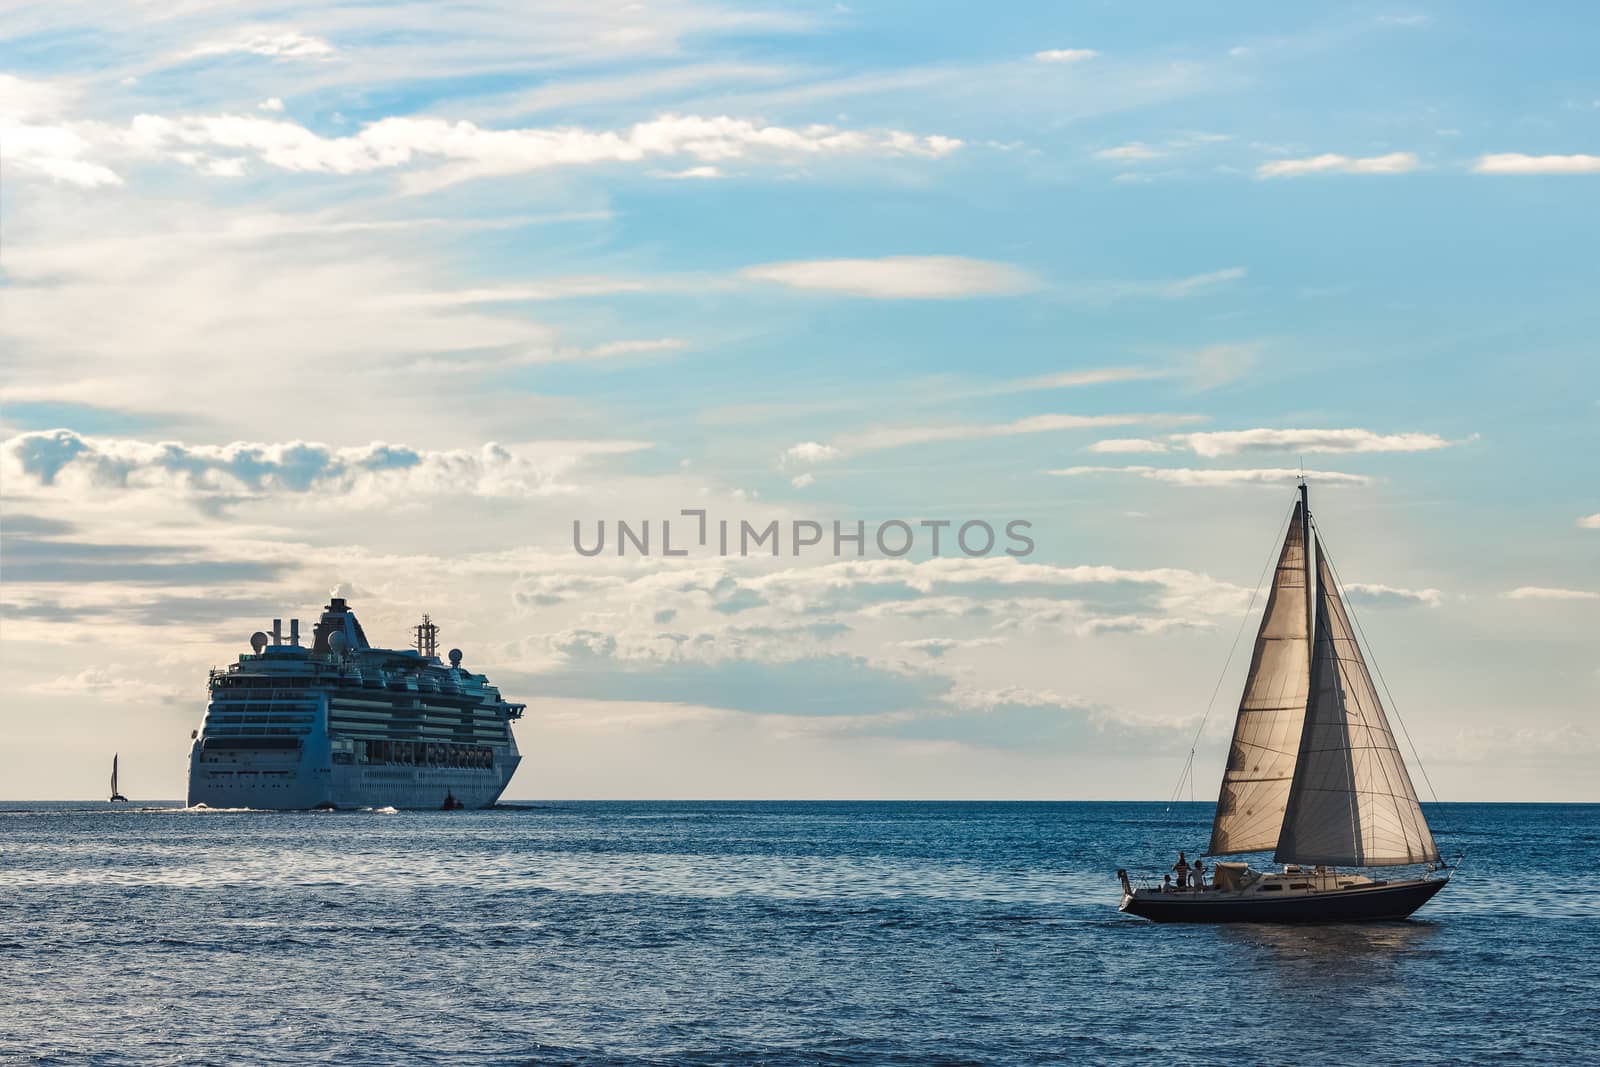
[2,430,648,503]
[9,109,963,192]
[1088,427,1460,456]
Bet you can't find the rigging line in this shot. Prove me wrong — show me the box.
[1318,535,1450,850]
[1165,495,1297,814]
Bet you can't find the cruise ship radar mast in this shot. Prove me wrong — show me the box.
[414,614,439,659]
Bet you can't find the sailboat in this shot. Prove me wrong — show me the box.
[109,754,129,803]
[1118,482,1449,922]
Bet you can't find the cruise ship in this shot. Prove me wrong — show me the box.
[187,597,524,809]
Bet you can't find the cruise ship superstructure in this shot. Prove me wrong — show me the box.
[187,598,524,809]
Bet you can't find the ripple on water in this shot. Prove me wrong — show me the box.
[0,801,1592,1065]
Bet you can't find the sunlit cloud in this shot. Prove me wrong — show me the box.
[1504,586,1600,601]
[1257,152,1419,178]
[1473,153,1600,175]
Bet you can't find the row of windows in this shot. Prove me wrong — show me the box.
[346,740,497,769]
[203,726,313,736]
[207,714,317,725]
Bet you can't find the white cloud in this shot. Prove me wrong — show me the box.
[1050,465,1372,487]
[258,98,285,112]
[841,413,1198,455]
[118,111,962,192]
[1,79,123,187]
[1,430,651,504]
[1473,153,1600,175]
[29,666,179,703]
[741,256,1036,299]
[783,442,843,464]
[1094,143,1160,162]
[651,165,723,179]
[1087,427,1458,457]
[1342,582,1442,607]
[0,124,124,188]
[1172,427,1456,457]
[1088,438,1170,454]
[187,31,336,60]
[1257,152,1420,178]
[1034,49,1099,63]
[1505,587,1600,601]
[0,74,79,120]
[790,473,816,488]
[1579,514,1600,530]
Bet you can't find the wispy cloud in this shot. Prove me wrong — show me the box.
[1093,143,1161,162]
[1505,586,1600,601]
[1049,465,1372,487]
[185,30,335,60]
[1,77,124,188]
[1257,152,1419,178]
[1088,427,1460,456]
[1066,266,1248,302]
[1473,153,1600,175]
[1088,438,1171,454]
[837,413,1199,455]
[1034,49,1099,64]
[1579,514,1600,530]
[24,111,960,193]
[650,165,724,179]
[990,368,1166,393]
[1342,582,1442,607]
[741,256,1036,299]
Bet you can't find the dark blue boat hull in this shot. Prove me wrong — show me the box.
[1121,877,1446,923]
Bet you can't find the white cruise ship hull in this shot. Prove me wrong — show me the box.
[187,736,521,810]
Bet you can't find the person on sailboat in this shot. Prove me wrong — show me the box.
[1172,852,1189,890]
[1191,858,1206,890]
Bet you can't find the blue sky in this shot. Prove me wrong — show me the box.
[1,1,1596,800]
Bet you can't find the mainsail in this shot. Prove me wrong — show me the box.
[1273,540,1439,866]
[111,754,118,796]
[1207,500,1312,856]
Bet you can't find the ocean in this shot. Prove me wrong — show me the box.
[1,801,1593,1065]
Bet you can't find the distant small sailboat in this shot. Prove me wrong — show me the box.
[1118,482,1450,922]
[109,754,129,803]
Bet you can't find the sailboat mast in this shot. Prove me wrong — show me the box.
[1300,481,1313,661]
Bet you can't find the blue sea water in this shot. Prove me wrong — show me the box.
[0,801,1594,1065]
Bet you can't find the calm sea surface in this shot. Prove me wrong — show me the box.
[1,801,1594,1065]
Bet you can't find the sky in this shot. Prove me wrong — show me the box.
[1,1,1596,802]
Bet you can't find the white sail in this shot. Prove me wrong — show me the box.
[1273,541,1439,867]
[1207,500,1312,856]
[111,754,118,795]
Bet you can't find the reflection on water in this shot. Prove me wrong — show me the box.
[1220,918,1443,979]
